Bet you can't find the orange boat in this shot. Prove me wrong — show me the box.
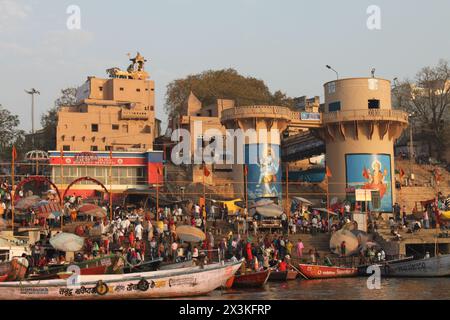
[233,269,271,288]
[298,264,358,279]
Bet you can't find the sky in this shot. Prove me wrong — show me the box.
[1,0,450,133]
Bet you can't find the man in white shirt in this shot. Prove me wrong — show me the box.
[135,223,143,240]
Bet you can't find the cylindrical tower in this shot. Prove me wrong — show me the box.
[220,106,291,202]
[319,77,408,212]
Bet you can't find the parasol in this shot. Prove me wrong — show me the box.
[34,201,62,219]
[77,204,107,218]
[292,196,313,205]
[255,204,283,217]
[49,232,84,252]
[329,229,359,256]
[14,196,41,210]
[176,225,206,242]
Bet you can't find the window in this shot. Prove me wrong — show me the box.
[99,86,103,91]
[145,88,149,91]
[207,109,212,117]
[122,125,129,133]
[328,101,341,112]
[91,124,98,132]
[119,87,124,91]
[63,145,70,151]
[112,124,119,130]
[136,88,141,92]
[328,82,336,94]
[368,99,380,109]
[90,145,98,151]
[105,145,112,151]
[150,106,154,111]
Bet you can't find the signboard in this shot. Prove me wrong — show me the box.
[345,153,392,212]
[355,189,372,201]
[300,112,321,121]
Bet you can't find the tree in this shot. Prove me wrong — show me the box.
[165,69,294,116]
[39,87,77,151]
[0,105,25,159]
[393,60,450,161]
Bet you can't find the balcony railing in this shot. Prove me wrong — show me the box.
[221,105,293,122]
[322,109,409,123]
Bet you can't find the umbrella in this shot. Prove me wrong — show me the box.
[49,232,84,252]
[255,204,283,217]
[34,202,62,219]
[176,225,206,242]
[77,204,107,218]
[292,196,313,205]
[14,196,41,210]
[329,229,359,256]
[312,208,338,216]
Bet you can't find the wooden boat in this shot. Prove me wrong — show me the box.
[233,269,271,288]
[0,260,243,300]
[377,254,450,277]
[0,258,28,281]
[27,254,124,281]
[357,256,414,276]
[298,264,358,279]
[268,269,298,281]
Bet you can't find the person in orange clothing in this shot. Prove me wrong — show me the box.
[245,241,253,262]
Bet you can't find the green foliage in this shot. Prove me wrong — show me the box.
[393,59,450,161]
[0,105,24,159]
[165,69,294,116]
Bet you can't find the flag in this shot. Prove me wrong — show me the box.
[399,168,405,178]
[203,165,210,177]
[326,166,332,178]
[11,145,17,161]
[362,167,370,179]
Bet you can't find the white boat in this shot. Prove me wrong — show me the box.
[380,254,450,277]
[0,260,243,300]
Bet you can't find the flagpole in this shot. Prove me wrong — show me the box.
[60,150,64,231]
[11,146,15,235]
[156,166,159,222]
[244,164,248,237]
[326,166,330,232]
[286,163,289,235]
[203,165,206,235]
[109,150,113,222]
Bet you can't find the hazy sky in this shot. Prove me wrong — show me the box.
[1,0,450,133]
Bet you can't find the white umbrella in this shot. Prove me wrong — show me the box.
[255,204,283,217]
[292,196,313,205]
[176,225,206,243]
[49,233,84,252]
[312,208,338,215]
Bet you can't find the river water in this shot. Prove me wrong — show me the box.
[183,278,450,300]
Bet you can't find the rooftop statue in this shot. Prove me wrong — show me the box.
[106,52,149,80]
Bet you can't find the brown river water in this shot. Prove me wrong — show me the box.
[178,277,450,300]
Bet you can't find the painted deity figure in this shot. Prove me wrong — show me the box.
[362,159,388,198]
[257,147,279,197]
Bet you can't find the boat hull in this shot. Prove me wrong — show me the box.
[298,264,358,279]
[379,254,450,277]
[233,269,271,288]
[0,260,242,300]
[268,270,298,281]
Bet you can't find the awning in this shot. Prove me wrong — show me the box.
[312,208,338,216]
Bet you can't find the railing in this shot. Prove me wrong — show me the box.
[322,109,409,123]
[221,105,293,121]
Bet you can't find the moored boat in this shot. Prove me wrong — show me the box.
[377,254,450,277]
[268,269,298,281]
[26,254,125,281]
[357,256,414,276]
[0,260,243,300]
[298,263,358,279]
[0,258,28,281]
[233,269,271,288]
